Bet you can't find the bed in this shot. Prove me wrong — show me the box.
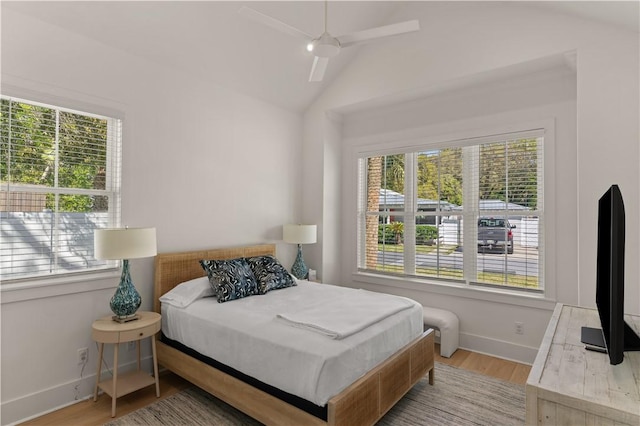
[153,244,434,426]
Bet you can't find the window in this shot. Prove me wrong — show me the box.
[1,96,122,282]
[357,130,544,292]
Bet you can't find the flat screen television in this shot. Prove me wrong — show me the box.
[581,184,640,365]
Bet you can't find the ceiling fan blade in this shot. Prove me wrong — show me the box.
[309,56,329,82]
[337,20,420,48]
[239,6,313,41]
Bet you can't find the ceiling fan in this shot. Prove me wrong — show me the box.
[239,2,420,82]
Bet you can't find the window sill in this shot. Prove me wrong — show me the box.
[351,271,557,311]
[1,270,120,304]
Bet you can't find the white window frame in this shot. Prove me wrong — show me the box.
[348,119,557,308]
[1,95,122,289]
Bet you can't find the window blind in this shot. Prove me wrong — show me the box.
[1,96,122,282]
[357,129,544,292]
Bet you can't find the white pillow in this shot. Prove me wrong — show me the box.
[159,276,214,308]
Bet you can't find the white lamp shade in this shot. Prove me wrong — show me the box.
[283,224,317,244]
[94,227,157,260]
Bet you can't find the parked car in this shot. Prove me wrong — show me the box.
[478,217,515,254]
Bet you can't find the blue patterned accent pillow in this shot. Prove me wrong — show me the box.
[199,258,259,303]
[246,255,296,294]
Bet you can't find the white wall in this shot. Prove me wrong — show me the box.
[303,2,639,362]
[341,58,575,362]
[1,8,302,425]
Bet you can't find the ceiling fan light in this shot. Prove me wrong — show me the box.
[313,33,341,58]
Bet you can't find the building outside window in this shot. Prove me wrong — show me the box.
[357,130,544,292]
[0,96,122,282]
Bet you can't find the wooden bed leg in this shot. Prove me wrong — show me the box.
[429,368,435,385]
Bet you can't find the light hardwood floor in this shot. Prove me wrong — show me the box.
[434,344,532,385]
[21,344,531,426]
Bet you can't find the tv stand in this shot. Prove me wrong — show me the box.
[527,304,640,425]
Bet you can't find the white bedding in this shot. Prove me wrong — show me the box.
[162,280,423,406]
[276,289,414,339]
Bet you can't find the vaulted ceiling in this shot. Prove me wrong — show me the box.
[3,1,638,112]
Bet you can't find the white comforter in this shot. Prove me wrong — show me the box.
[162,280,423,406]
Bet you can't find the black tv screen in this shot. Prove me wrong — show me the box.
[581,184,640,365]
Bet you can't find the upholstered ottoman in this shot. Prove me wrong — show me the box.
[423,307,459,358]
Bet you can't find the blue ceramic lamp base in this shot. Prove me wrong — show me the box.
[110,259,142,323]
[290,244,309,280]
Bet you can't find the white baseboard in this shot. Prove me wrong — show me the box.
[1,357,153,426]
[459,332,538,365]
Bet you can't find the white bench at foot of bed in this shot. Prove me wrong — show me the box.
[423,307,459,358]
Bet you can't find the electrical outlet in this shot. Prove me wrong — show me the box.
[77,347,88,365]
[515,322,524,335]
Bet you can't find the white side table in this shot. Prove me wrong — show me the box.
[92,311,161,417]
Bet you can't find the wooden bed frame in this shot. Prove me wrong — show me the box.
[153,244,434,426]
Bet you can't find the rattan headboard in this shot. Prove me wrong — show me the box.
[153,244,276,313]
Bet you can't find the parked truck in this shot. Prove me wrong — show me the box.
[477,217,515,254]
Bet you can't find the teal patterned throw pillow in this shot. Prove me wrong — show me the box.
[246,255,296,294]
[199,258,259,303]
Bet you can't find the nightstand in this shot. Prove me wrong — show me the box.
[92,311,161,417]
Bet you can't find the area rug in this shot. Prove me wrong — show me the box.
[105,363,525,426]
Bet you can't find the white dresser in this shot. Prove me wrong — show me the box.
[526,303,640,425]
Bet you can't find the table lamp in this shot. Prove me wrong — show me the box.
[283,224,317,279]
[94,227,157,323]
